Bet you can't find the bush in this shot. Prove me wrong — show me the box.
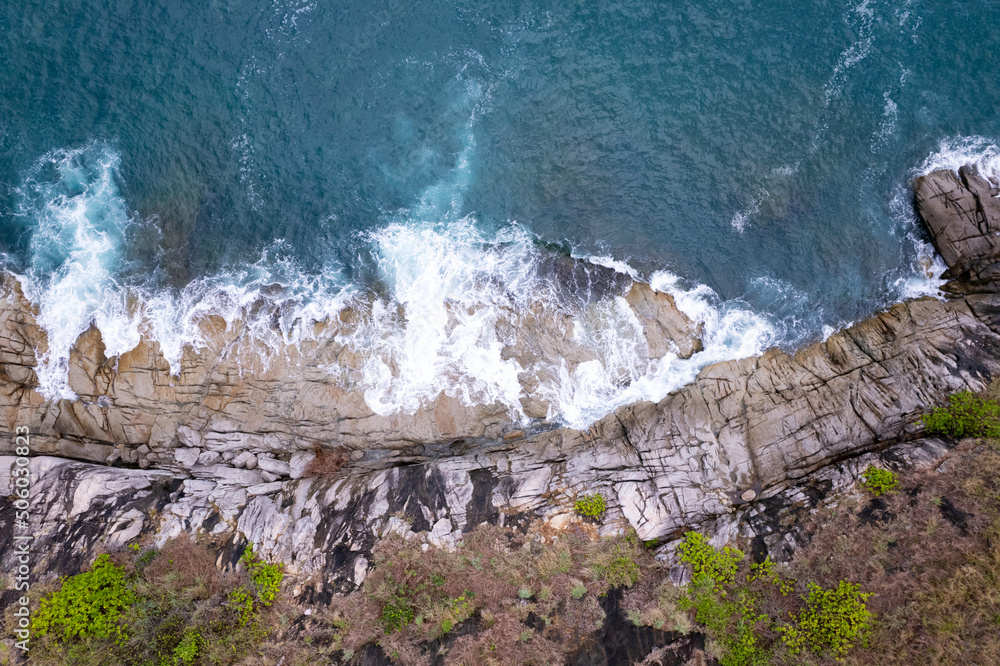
[380,596,415,633]
[860,466,898,497]
[779,581,872,659]
[575,494,607,518]
[676,532,744,588]
[242,549,284,606]
[33,554,136,643]
[922,390,1000,438]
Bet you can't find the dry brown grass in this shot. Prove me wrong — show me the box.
[303,444,349,477]
[780,440,1000,665]
[284,522,653,665]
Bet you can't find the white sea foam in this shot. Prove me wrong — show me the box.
[913,135,1000,186]
[887,187,946,300]
[12,143,144,399]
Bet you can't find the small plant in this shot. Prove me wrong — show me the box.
[571,584,587,599]
[172,629,201,664]
[33,554,136,643]
[136,548,158,568]
[227,586,256,627]
[518,587,533,599]
[575,493,607,518]
[676,531,744,588]
[242,549,284,606]
[779,581,872,660]
[860,466,898,497]
[380,596,415,633]
[748,558,794,596]
[922,390,1000,438]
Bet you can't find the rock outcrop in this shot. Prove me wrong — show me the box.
[3,164,1000,601]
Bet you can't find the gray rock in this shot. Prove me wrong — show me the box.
[289,451,316,479]
[174,447,201,468]
[197,450,222,466]
[257,457,290,476]
[247,482,284,496]
[232,451,254,469]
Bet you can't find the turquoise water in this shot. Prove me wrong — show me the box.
[1,0,999,424]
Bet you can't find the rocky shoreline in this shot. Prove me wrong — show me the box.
[2,165,1000,624]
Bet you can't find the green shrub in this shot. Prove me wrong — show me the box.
[676,532,744,588]
[242,549,284,606]
[575,494,607,517]
[779,581,872,659]
[571,584,587,599]
[380,596,415,633]
[33,554,137,643]
[172,629,201,664]
[227,586,256,627]
[922,390,1000,438]
[860,466,898,497]
[678,588,769,666]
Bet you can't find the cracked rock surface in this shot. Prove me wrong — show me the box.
[3,165,1000,598]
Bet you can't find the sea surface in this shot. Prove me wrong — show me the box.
[1,0,999,427]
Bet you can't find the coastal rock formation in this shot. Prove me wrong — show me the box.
[915,165,1000,281]
[2,164,1000,600]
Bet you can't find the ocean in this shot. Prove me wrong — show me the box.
[1,0,999,428]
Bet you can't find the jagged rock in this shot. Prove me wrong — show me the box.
[174,447,201,468]
[624,282,703,359]
[914,165,1000,281]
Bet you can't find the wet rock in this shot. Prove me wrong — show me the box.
[624,282,703,359]
[914,166,1000,281]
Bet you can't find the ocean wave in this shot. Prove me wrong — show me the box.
[914,135,1000,186]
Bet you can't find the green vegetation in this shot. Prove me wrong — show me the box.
[636,531,872,666]
[588,533,641,589]
[922,390,1000,438]
[243,550,284,607]
[676,531,744,588]
[379,594,415,633]
[574,493,607,518]
[27,541,284,666]
[779,581,872,659]
[33,554,136,643]
[860,466,898,497]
